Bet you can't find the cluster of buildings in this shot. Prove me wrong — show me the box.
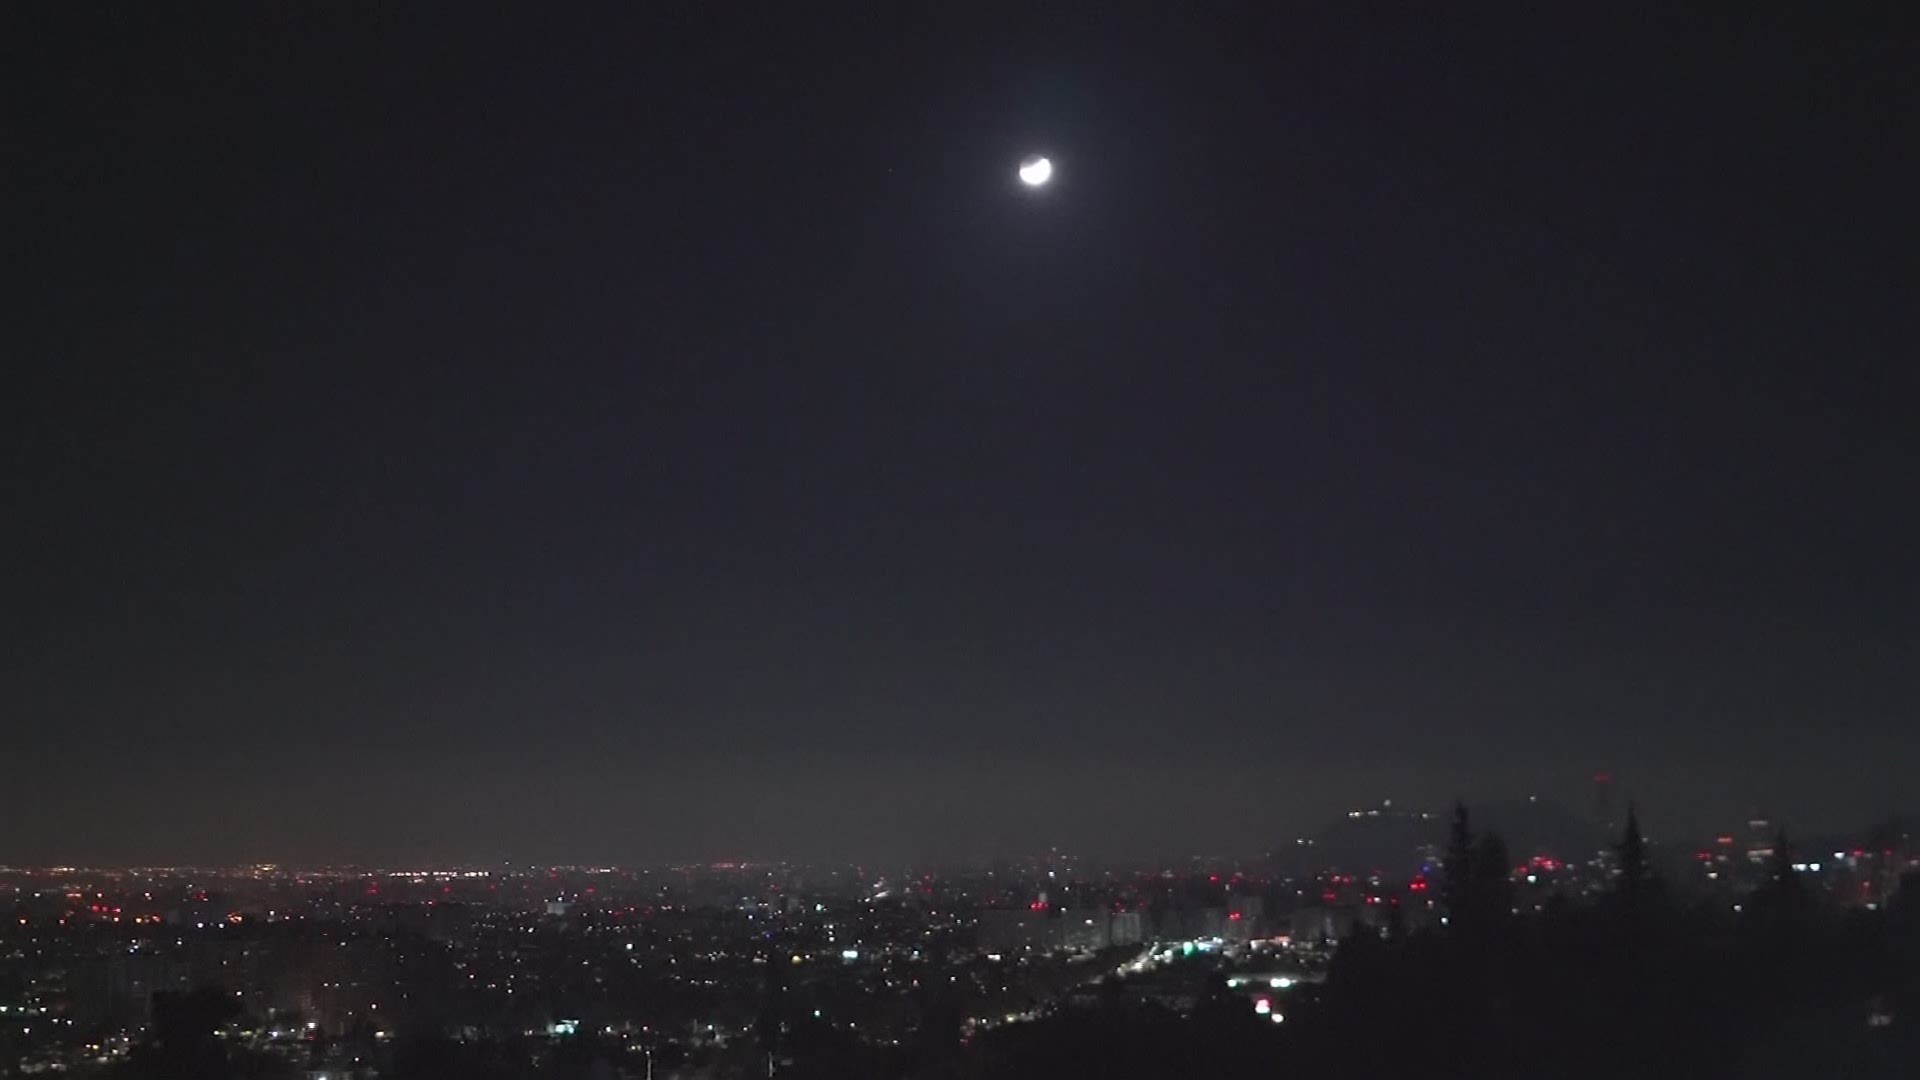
[2,793,1912,1076]
[1684,808,1919,911]
[0,858,1311,1077]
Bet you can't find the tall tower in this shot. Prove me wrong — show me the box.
[1745,809,1776,866]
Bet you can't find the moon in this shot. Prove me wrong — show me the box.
[1018,156,1053,187]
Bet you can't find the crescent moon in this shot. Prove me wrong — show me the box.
[1019,157,1053,186]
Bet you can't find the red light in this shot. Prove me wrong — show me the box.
[1409,880,1428,892]
[1229,912,1243,921]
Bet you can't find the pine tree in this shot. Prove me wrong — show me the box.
[1615,804,1650,898]
[1441,801,1474,925]
[1767,828,1796,887]
[1747,827,1811,930]
[1470,830,1514,923]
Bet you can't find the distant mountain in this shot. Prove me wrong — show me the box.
[1473,799,1607,861]
[1273,808,1443,877]
[1801,815,1919,861]
[1274,799,1604,878]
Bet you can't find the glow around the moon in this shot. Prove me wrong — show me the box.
[1018,156,1053,186]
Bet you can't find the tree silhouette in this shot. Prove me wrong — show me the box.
[1439,800,1515,933]
[1615,804,1651,898]
[1470,830,1514,925]
[1744,827,1814,940]
[1441,802,1475,924]
[1766,828,1799,889]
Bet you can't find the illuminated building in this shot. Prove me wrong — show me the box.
[978,907,1058,953]
[1744,810,1776,866]
[1061,910,1110,951]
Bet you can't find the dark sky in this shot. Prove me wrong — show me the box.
[7,7,1917,864]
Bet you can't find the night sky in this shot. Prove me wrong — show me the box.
[9,8,1917,865]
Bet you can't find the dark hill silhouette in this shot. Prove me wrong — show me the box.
[1276,799,1602,877]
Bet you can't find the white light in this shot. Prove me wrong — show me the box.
[1270,1013,1285,1024]
[1254,999,1272,1015]
[1271,977,1292,989]
[1018,156,1053,187]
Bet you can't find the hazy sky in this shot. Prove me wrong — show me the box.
[9,8,1916,863]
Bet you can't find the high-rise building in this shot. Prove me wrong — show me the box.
[1061,910,1109,951]
[1745,810,1776,866]
[1225,892,1265,941]
[978,908,1058,953]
